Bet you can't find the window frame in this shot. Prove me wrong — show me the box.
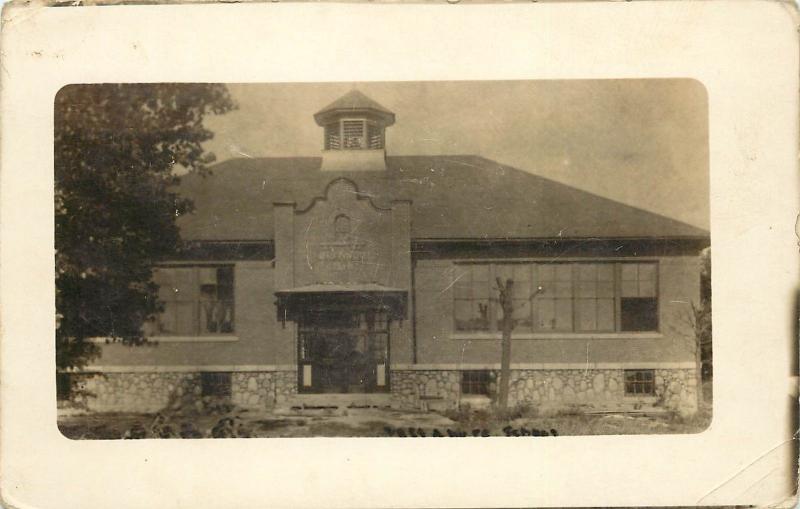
[623,369,656,396]
[201,372,232,397]
[618,263,660,332]
[151,263,236,338]
[453,264,491,332]
[452,261,660,335]
[461,370,492,396]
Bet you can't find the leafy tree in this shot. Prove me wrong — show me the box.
[55,84,236,370]
[694,248,712,390]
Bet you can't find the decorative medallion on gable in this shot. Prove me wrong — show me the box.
[292,178,394,286]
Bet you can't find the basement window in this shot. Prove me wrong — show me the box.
[201,372,232,397]
[624,369,655,396]
[461,370,492,396]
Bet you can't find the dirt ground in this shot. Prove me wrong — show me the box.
[58,383,712,439]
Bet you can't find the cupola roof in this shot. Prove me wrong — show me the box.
[314,90,395,126]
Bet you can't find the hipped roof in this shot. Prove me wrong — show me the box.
[176,155,709,242]
[313,89,396,126]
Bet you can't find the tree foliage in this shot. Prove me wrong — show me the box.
[55,84,235,370]
[694,247,712,379]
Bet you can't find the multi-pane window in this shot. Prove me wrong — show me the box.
[153,265,234,336]
[461,370,492,396]
[201,372,232,397]
[620,263,658,331]
[454,264,491,331]
[453,262,659,333]
[494,264,533,330]
[624,369,655,396]
[575,264,616,332]
[534,264,574,331]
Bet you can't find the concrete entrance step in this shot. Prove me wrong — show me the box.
[279,393,393,411]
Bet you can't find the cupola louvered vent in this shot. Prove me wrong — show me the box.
[324,119,386,151]
[367,123,384,149]
[343,120,366,149]
[314,90,395,171]
[325,124,340,150]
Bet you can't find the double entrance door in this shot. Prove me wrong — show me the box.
[298,309,390,393]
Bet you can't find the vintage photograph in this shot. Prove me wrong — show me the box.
[55,80,711,439]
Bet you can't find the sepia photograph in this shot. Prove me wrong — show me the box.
[55,80,712,439]
[2,2,797,507]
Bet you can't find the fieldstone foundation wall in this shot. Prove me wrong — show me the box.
[72,370,298,413]
[507,368,697,413]
[77,372,199,413]
[391,368,698,415]
[231,371,297,409]
[390,370,461,410]
[70,367,696,415]
[654,368,699,413]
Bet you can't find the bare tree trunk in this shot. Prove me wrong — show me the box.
[496,278,514,410]
[691,302,705,407]
[694,335,704,407]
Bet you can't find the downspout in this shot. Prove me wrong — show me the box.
[411,258,418,364]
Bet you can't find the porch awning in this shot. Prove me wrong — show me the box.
[275,283,408,322]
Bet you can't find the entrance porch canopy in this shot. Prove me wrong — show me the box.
[275,283,408,324]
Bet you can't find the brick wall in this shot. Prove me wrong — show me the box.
[412,256,701,366]
[87,261,283,367]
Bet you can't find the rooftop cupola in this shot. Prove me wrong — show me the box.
[314,90,395,172]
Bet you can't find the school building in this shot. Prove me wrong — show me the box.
[68,90,709,415]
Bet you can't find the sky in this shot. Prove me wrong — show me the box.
[202,80,709,230]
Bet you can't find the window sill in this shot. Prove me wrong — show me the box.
[150,335,239,343]
[89,335,239,343]
[449,332,664,341]
[623,395,657,401]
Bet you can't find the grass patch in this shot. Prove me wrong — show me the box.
[58,381,712,438]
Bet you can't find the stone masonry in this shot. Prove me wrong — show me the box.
[72,370,297,413]
[231,371,297,409]
[391,368,698,414]
[390,370,461,410]
[76,372,198,413]
[69,367,696,415]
